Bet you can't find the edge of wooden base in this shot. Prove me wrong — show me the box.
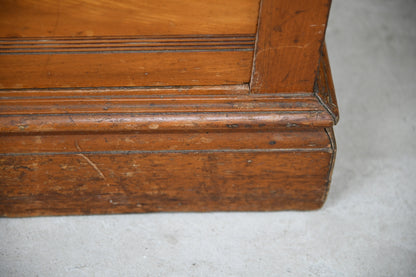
[1,128,336,217]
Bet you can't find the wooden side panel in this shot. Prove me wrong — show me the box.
[250,0,331,93]
[0,130,334,217]
[0,0,260,37]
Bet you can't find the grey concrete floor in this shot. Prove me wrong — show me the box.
[1,0,416,276]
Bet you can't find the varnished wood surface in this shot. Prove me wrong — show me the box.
[0,1,338,216]
[315,43,339,123]
[0,0,259,89]
[0,129,334,217]
[0,0,260,37]
[0,111,334,135]
[0,46,253,89]
[0,130,332,154]
[0,89,335,134]
[251,0,331,93]
[0,46,338,133]
[0,93,326,115]
[0,49,338,216]
[0,35,255,54]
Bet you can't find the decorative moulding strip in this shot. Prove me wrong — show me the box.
[0,111,334,134]
[0,93,322,115]
[0,34,255,55]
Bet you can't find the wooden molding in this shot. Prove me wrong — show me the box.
[315,43,339,123]
[0,46,338,134]
[0,94,334,134]
[0,34,255,55]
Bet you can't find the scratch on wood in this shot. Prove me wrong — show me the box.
[75,141,106,180]
[77,153,106,180]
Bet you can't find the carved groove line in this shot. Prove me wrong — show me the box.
[0,34,255,55]
[0,148,333,157]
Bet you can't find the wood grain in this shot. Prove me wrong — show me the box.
[0,130,331,154]
[0,129,334,217]
[0,46,253,89]
[315,43,339,123]
[250,0,331,93]
[0,0,260,37]
[0,1,339,216]
[0,88,335,134]
[0,88,326,116]
[0,0,258,89]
